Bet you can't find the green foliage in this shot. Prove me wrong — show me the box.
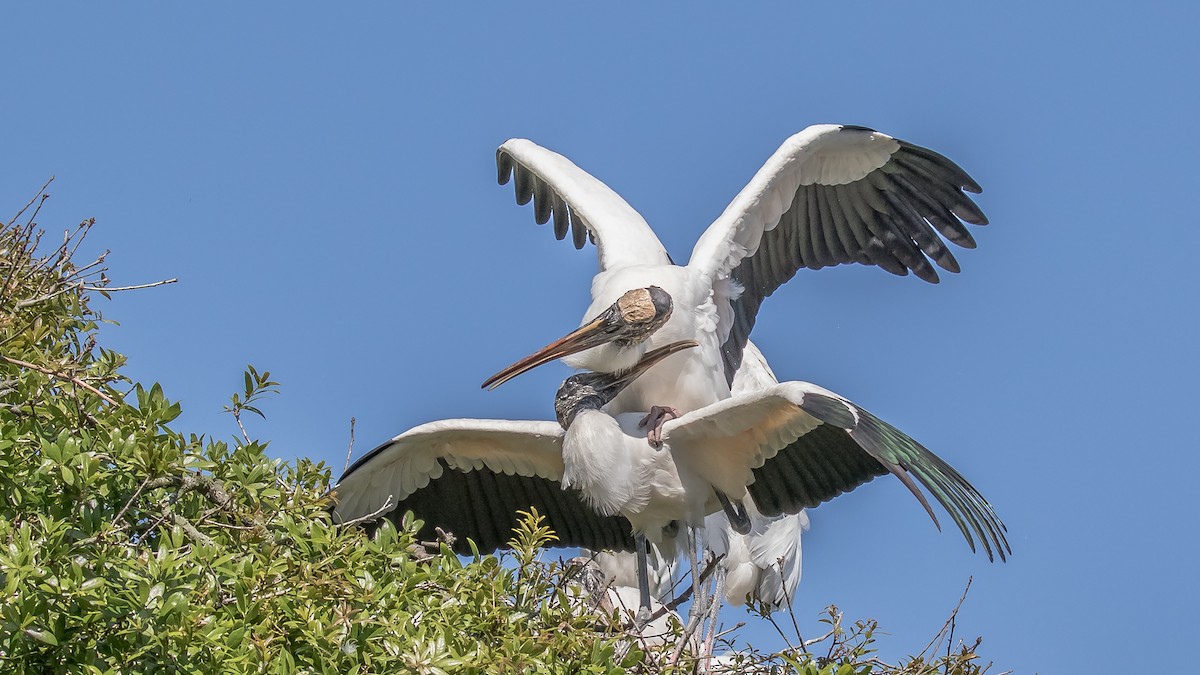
[0,195,644,674]
[0,191,1006,673]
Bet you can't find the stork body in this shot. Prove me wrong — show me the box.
[559,408,710,544]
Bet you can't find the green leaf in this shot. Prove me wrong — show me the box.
[24,628,58,646]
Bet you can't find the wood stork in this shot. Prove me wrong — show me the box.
[481,123,987,421]
[334,325,1008,617]
[586,344,811,618]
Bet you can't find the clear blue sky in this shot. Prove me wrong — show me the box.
[5,5,1197,671]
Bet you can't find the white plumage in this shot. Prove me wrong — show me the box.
[490,123,988,412]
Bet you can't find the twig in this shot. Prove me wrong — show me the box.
[112,476,153,527]
[779,555,808,653]
[7,177,53,228]
[945,614,958,675]
[918,576,973,661]
[61,220,95,273]
[24,193,51,232]
[337,495,394,528]
[650,553,725,621]
[0,353,120,406]
[58,250,106,280]
[16,283,81,308]
[82,278,178,292]
[803,626,838,648]
[764,612,797,653]
[343,417,356,473]
[171,513,215,547]
[232,409,250,444]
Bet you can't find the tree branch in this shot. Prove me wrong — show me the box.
[336,495,394,528]
[83,278,178,293]
[0,353,120,406]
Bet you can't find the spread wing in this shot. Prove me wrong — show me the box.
[333,418,635,554]
[497,139,671,270]
[686,124,987,382]
[663,381,1009,562]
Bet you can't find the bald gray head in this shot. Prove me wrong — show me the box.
[611,286,673,346]
[553,339,699,429]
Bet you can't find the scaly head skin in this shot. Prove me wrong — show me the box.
[612,286,672,346]
[484,286,673,390]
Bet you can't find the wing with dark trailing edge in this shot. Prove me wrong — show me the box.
[333,418,635,554]
[686,125,987,383]
[664,381,1009,562]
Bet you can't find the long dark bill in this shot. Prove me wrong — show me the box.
[482,311,620,390]
[601,340,699,394]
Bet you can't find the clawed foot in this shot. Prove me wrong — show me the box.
[639,405,681,448]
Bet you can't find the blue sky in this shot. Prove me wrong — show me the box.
[5,4,1197,671]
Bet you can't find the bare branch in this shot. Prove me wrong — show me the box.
[7,177,54,228]
[343,416,356,473]
[83,278,178,293]
[918,576,974,661]
[337,495,394,528]
[232,409,250,444]
[650,553,725,621]
[113,475,153,527]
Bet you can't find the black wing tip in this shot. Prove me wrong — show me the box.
[496,149,514,186]
[915,265,941,284]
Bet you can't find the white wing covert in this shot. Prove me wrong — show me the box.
[333,418,636,554]
[497,139,671,270]
[663,381,1009,561]
[686,125,988,383]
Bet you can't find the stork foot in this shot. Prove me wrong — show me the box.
[639,405,681,448]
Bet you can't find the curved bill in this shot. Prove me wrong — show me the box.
[599,339,699,394]
[482,308,621,390]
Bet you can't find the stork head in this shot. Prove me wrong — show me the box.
[483,286,673,390]
[554,339,697,429]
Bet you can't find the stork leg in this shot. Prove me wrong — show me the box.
[715,489,751,535]
[639,405,681,448]
[701,563,728,672]
[687,524,708,622]
[634,533,653,625]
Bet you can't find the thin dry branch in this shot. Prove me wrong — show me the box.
[83,278,177,293]
[918,576,973,661]
[343,416,356,473]
[7,176,54,227]
[337,495,394,528]
[650,553,725,621]
[0,353,120,406]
